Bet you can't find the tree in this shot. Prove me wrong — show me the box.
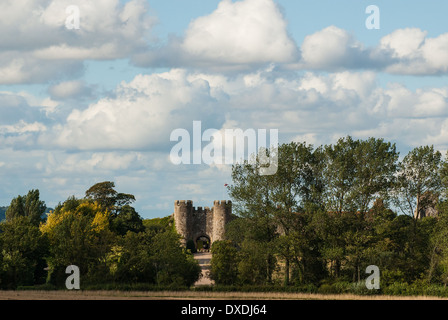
[229,142,324,285]
[323,136,399,214]
[210,240,239,285]
[85,181,143,236]
[439,151,448,199]
[5,189,46,226]
[323,136,358,214]
[150,231,201,287]
[351,138,399,213]
[5,196,24,221]
[111,205,144,236]
[237,238,276,285]
[114,224,201,286]
[228,160,277,284]
[269,142,320,285]
[393,145,442,219]
[40,198,115,286]
[312,210,347,279]
[0,216,48,289]
[85,181,135,214]
[427,201,448,284]
[367,200,402,283]
[114,231,155,283]
[341,212,374,282]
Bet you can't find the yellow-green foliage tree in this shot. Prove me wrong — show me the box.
[40,197,115,286]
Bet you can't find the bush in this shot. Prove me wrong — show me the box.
[383,282,409,296]
[317,284,337,294]
[210,241,239,285]
[186,239,197,254]
[349,281,379,295]
[381,269,407,287]
[407,279,448,298]
[317,281,350,294]
[296,284,318,294]
[317,281,381,296]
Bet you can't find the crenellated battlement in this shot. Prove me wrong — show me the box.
[213,200,232,206]
[175,200,193,206]
[193,206,212,214]
[173,200,233,248]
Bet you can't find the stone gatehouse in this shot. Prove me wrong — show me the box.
[173,200,232,249]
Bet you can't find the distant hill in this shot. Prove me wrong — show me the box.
[0,207,53,222]
[0,207,6,222]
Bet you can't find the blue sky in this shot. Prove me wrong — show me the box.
[1,0,448,218]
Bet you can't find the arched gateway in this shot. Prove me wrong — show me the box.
[196,235,211,251]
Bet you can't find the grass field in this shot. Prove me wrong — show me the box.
[0,290,447,300]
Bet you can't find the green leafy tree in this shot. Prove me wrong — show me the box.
[229,142,324,285]
[210,240,239,285]
[386,146,442,282]
[85,182,145,237]
[111,205,145,236]
[393,145,442,219]
[237,238,276,285]
[323,137,399,214]
[351,138,399,213]
[366,200,403,285]
[323,136,358,214]
[115,228,201,286]
[312,210,347,279]
[6,189,46,226]
[341,212,374,282]
[269,142,319,285]
[114,231,156,283]
[85,181,136,214]
[0,216,48,289]
[439,151,448,190]
[427,201,448,284]
[150,231,201,287]
[228,152,278,284]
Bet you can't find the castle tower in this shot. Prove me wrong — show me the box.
[212,200,232,243]
[173,200,232,248]
[173,200,193,246]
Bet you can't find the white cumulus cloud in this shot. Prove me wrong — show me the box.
[49,69,224,151]
[0,0,156,84]
[134,0,298,72]
[182,0,298,65]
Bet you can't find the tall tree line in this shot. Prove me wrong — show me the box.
[0,182,200,289]
[211,137,448,290]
